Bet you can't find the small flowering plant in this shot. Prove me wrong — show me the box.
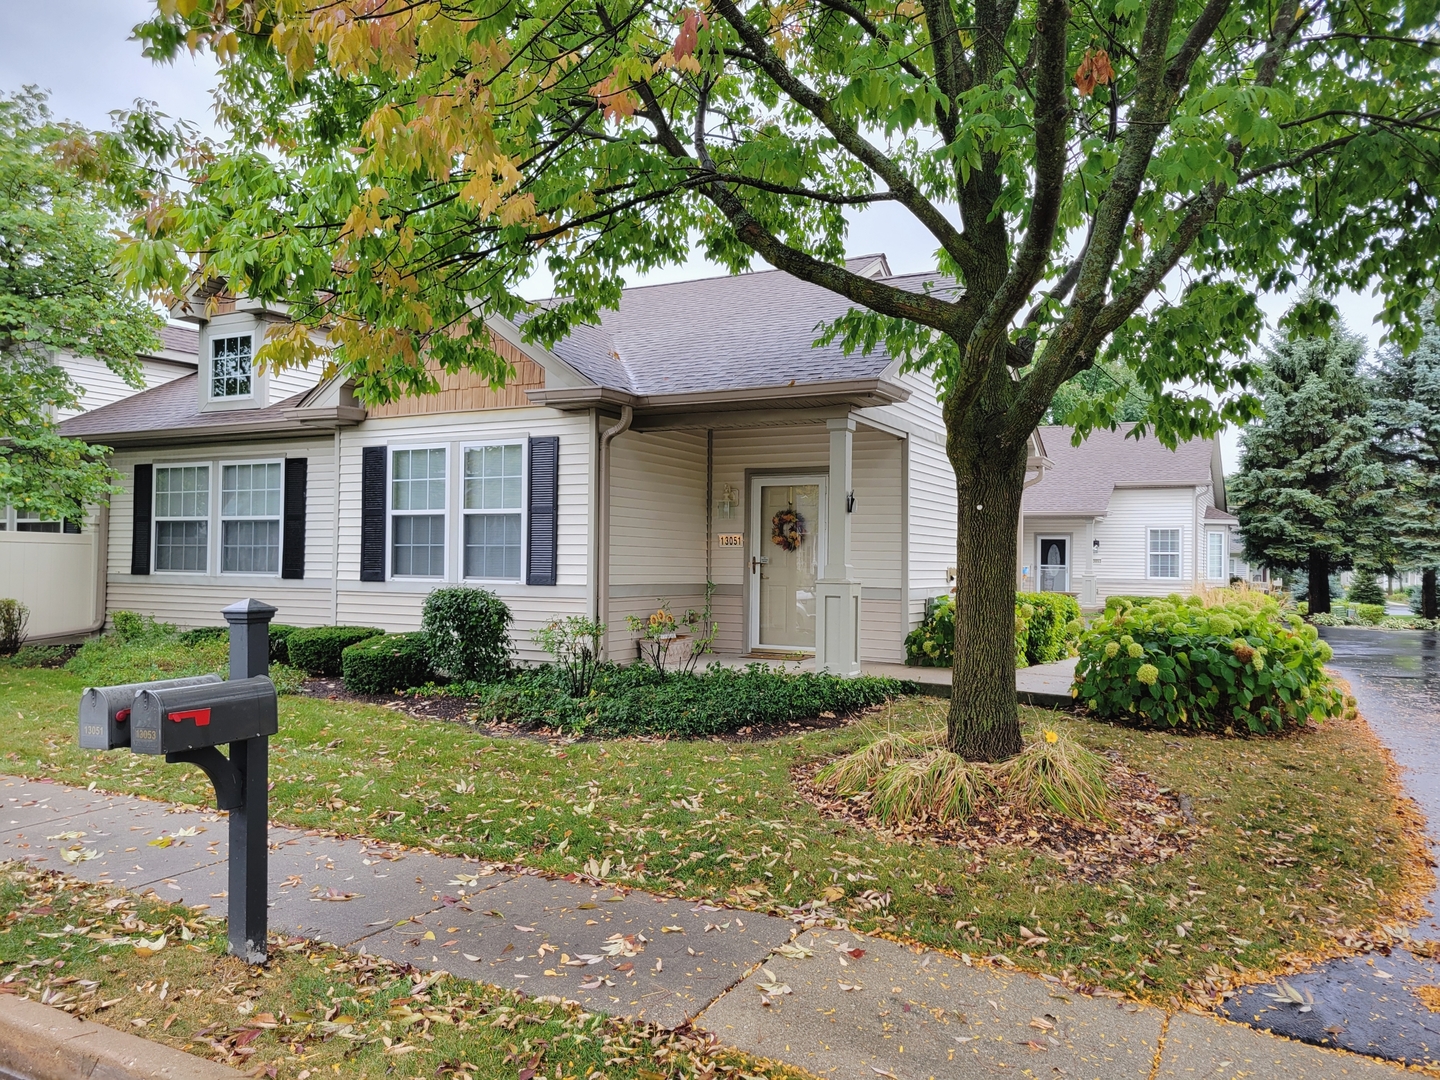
[1073,593,1345,735]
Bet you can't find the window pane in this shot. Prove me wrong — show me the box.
[465,444,523,510]
[393,449,445,512]
[222,463,282,519]
[155,466,209,520]
[155,520,208,572]
[222,519,280,573]
[211,336,253,398]
[464,513,522,579]
[393,514,445,577]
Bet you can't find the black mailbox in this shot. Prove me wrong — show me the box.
[79,675,222,751]
[130,677,278,755]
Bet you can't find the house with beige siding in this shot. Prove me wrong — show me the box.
[55,257,1045,674]
[1019,424,1238,608]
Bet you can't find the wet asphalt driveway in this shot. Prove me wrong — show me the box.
[1220,626,1440,1065]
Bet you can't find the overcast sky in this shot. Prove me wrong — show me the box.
[2,0,1393,473]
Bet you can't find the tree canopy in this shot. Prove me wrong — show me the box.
[0,90,162,522]
[1230,323,1386,614]
[108,0,1440,758]
[1371,302,1440,617]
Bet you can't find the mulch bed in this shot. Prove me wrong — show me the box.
[297,678,476,723]
[792,751,1197,880]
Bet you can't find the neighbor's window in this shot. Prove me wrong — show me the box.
[392,448,446,577]
[1206,531,1225,580]
[221,462,282,574]
[1148,528,1181,579]
[154,465,210,572]
[14,510,60,534]
[211,335,253,398]
[463,443,523,580]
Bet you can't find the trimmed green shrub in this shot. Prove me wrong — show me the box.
[342,633,433,695]
[1352,603,1386,626]
[905,595,956,667]
[1075,593,1344,735]
[1346,575,1386,606]
[468,662,912,738]
[1023,592,1083,665]
[422,587,512,682]
[268,624,301,664]
[286,626,384,677]
[110,610,176,643]
[176,625,228,646]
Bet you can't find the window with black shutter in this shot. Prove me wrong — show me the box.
[281,457,308,579]
[526,436,559,586]
[360,446,387,582]
[130,464,153,576]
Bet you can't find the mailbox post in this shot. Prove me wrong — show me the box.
[78,600,278,964]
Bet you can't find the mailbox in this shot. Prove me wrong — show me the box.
[130,676,278,755]
[79,675,222,751]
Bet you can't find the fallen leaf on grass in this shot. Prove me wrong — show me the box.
[133,934,167,957]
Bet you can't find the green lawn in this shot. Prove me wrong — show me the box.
[1,664,1423,1003]
[0,861,804,1080]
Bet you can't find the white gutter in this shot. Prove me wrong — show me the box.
[594,405,634,658]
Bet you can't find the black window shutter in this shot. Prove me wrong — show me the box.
[281,457,308,579]
[526,436,560,586]
[130,464,152,576]
[360,446,387,582]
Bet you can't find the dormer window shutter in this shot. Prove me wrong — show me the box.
[130,464,153,576]
[360,446,387,582]
[281,457,307,579]
[526,436,560,586]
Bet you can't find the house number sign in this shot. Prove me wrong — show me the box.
[717,534,744,547]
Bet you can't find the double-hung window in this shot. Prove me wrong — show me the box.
[1206,531,1225,581]
[154,465,210,572]
[1148,528,1181,579]
[211,335,253,399]
[221,462,282,573]
[463,444,524,580]
[14,511,60,533]
[391,448,446,577]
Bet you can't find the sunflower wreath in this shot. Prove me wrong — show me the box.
[771,507,807,552]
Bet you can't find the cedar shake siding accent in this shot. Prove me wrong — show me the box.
[366,336,545,417]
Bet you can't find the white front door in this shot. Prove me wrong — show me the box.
[749,475,826,652]
[1038,536,1069,593]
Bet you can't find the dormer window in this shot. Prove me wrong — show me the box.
[211,334,253,398]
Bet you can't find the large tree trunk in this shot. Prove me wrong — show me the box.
[1423,568,1437,620]
[1308,550,1331,614]
[946,414,1030,762]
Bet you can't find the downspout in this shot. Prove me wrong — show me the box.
[595,405,634,658]
[1018,464,1047,591]
[86,504,109,636]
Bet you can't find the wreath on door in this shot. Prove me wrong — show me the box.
[771,507,807,552]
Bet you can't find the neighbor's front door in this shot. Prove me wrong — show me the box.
[1038,536,1069,592]
[749,476,826,652]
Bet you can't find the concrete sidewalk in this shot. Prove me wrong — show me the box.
[1,773,1403,1078]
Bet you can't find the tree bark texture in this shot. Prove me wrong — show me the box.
[1308,549,1332,614]
[946,409,1030,762]
[1423,568,1437,620]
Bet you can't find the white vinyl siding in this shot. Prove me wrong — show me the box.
[1149,528,1181,579]
[220,462,283,574]
[463,443,524,581]
[154,465,210,573]
[51,352,193,420]
[391,447,447,578]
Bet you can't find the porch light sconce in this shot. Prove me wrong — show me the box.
[716,483,738,520]
[846,491,856,513]
[1093,539,1101,552]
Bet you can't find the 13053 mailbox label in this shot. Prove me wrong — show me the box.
[130,677,278,755]
[78,675,222,751]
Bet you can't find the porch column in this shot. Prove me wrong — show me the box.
[816,415,862,675]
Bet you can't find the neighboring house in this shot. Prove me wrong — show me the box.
[0,326,199,639]
[1019,424,1238,607]
[1227,533,1275,587]
[58,257,1055,672]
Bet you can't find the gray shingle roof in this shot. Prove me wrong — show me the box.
[540,266,955,396]
[155,325,198,357]
[57,374,310,441]
[1023,424,1220,516]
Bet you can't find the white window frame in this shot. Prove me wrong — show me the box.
[152,462,213,575]
[1206,530,1226,581]
[219,459,285,576]
[1147,527,1182,580]
[209,333,254,401]
[459,441,526,583]
[388,444,449,580]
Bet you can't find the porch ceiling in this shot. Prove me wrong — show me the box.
[526,376,909,423]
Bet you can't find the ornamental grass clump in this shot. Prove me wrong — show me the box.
[814,725,1107,825]
[1075,594,1344,735]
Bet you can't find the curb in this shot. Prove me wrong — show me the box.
[0,995,243,1080]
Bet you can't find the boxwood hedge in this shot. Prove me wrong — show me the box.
[342,632,433,695]
[286,626,384,677]
[1074,594,1345,734]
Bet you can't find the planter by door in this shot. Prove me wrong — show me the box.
[1038,536,1069,593]
[749,476,826,652]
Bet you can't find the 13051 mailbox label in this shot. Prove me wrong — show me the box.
[79,675,222,751]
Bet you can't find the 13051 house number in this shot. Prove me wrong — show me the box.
[717,534,744,547]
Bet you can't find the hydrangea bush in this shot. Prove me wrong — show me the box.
[1074,594,1345,735]
[906,593,1082,669]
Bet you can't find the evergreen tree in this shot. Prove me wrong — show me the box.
[1231,324,1386,614]
[1371,303,1440,618]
